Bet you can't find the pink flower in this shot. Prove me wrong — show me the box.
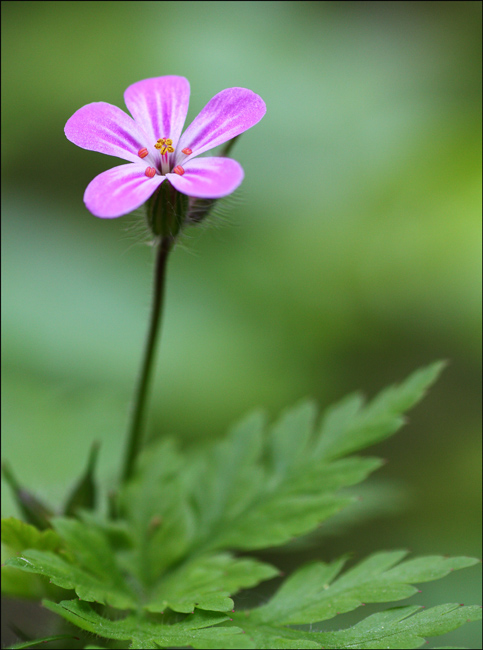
[65,76,266,219]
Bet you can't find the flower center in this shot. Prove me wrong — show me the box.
[153,137,175,174]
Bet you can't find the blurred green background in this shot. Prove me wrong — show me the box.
[2,1,481,646]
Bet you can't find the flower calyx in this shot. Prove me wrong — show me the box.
[147,181,188,240]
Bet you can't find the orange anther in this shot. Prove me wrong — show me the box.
[173,165,185,176]
[182,148,192,155]
[138,147,148,158]
[144,167,156,178]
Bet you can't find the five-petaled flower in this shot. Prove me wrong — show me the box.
[64,76,266,218]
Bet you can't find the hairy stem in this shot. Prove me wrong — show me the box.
[121,236,172,483]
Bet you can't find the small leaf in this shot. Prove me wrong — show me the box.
[6,516,139,609]
[63,441,100,516]
[145,553,279,614]
[1,518,66,601]
[43,599,245,649]
[1,517,61,553]
[315,361,446,461]
[2,462,54,530]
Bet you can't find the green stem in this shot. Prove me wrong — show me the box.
[121,236,172,483]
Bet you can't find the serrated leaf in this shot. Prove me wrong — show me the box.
[6,548,136,609]
[174,364,444,555]
[43,599,245,649]
[226,603,481,649]
[215,457,382,550]
[119,440,196,585]
[185,411,266,541]
[252,551,479,625]
[6,363,474,650]
[6,516,139,609]
[315,361,445,460]
[188,435,378,553]
[266,400,317,476]
[145,553,279,614]
[1,517,64,600]
[1,517,61,553]
[103,362,446,597]
[313,603,483,649]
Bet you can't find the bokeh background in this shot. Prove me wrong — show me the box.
[2,1,481,647]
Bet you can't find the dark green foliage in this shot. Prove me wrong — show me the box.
[2,363,481,649]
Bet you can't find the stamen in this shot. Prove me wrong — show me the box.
[173,165,185,176]
[182,148,192,155]
[138,148,148,159]
[144,167,156,178]
[155,138,174,154]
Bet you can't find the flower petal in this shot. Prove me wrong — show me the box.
[166,157,244,199]
[124,76,190,149]
[176,88,266,163]
[65,102,151,164]
[84,163,164,218]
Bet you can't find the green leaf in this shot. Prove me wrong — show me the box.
[184,411,380,553]
[63,441,99,516]
[6,363,478,650]
[5,634,79,649]
[4,513,276,615]
[43,599,245,649]
[119,439,195,585]
[266,400,317,476]
[1,517,61,553]
[1,517,63,600]
[315,361,446,460]
[6,516,139,609]
[2,462,54,530]
[6,548,135,609]
[1,564,49,600]
[174,363,445,554]
[313,603,483,649]
[183,411,266,546]
[225,603,482,649]
[145,553,279,614]
[251,551,479,625]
